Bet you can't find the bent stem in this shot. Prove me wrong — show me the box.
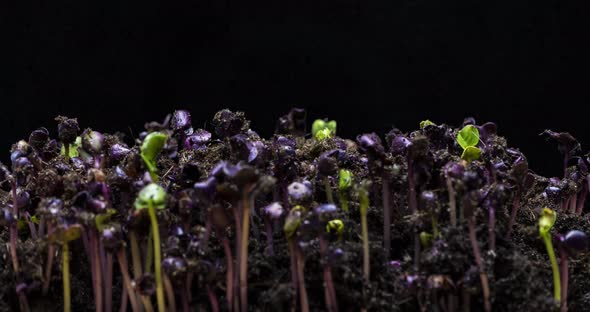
[147,201,166,312]
[240,192,253,312]
[221,236,234,310]
[116,249,140,312]
[542,233,561,304]
[467,217,491,312]
[63,242,71,312]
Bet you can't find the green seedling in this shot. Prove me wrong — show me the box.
[312,119,337,140]
[338,169,353,212]
[456,125,481,161]
[135,183,168,312]
[420,120,436,129]
[539,207,560,304]
[326,219,344,241]
[140,132,168,182]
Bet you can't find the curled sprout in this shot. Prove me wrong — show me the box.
[326,219,344,241]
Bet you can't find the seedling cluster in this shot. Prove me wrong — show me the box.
[1,109,590,312]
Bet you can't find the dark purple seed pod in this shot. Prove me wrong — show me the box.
[389,135,412,156]
[184,129,211,151]
[101,226,123,251]
[317,150,340,176]
[171,110,192,131]
[445,162,465,179]
[540,130,581,156]
[210,204,231,230]
[562,230,589,256]
[314,203,338,221]
[28,127,50,151]
[109,143,131,161]
[194,177,217,200]
[477,122,497,142]
[162,257,188,280]
[11,150,26,164]
[1,208,16,225]
[13,157,33,172]
[462,117,476,126]
[230,134,257,162]
[288,181,313,205]
[420,191,438,211]
[357,133,386,159]
[232,163,260,187]
[136,273,156,296]
[55,116,80,145]
[263,202,284,220]
[276,107,306,136]
[82,130,105,154]
[544,186,562,200]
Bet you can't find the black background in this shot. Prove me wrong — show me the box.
[3,1,590,177]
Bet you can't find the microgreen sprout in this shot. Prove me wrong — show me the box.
[356,179,371,309]
[338,169,353,212]
[557,230,589,312]
[140,132,168,182]
[539,207,560,304]
[456,125,481,161]
[284,205,309,312]
[420,120,436,129]
[135,183,168,312]
[326,219,344,241]
[312,119,336,140]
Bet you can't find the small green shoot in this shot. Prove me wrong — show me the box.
[60,136,81,158]
[140,132,168,182]
[539,207,560,304]
[338,169,353,212]
[312,119,336,140]
[456,125,481,161]
[420,120,436,129]
[326,219,344,241]
[135,183,167,312]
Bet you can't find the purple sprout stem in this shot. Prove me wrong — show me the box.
[559,246,569,312]
[233,203,242,312]
[488,206,496,252]
[116,249,140,312]
[63,242,71,312]
[42,225,55,296]
[407,157,420,270]
[446,176,457,227]
[105,252,114,312]
[180,288,189,312]
[25,212,37,239]
[576,178,588,215]
[569,194,577,214]
[119,282,128,312]
[163,273,177,312]
[507,188,521,240]
[207,285,220,312]
[239,190,254,312]
[288,239,300,312]
[382,174,391,259]
[467,217,491,312]
[324,176,334,203]
[10,181,20,273]
[265,217,274,256]
[128,231,144,310]
[295,245,310,312]
[90,231,104,312]
[221,236,234,311]
[319,237,338,312]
